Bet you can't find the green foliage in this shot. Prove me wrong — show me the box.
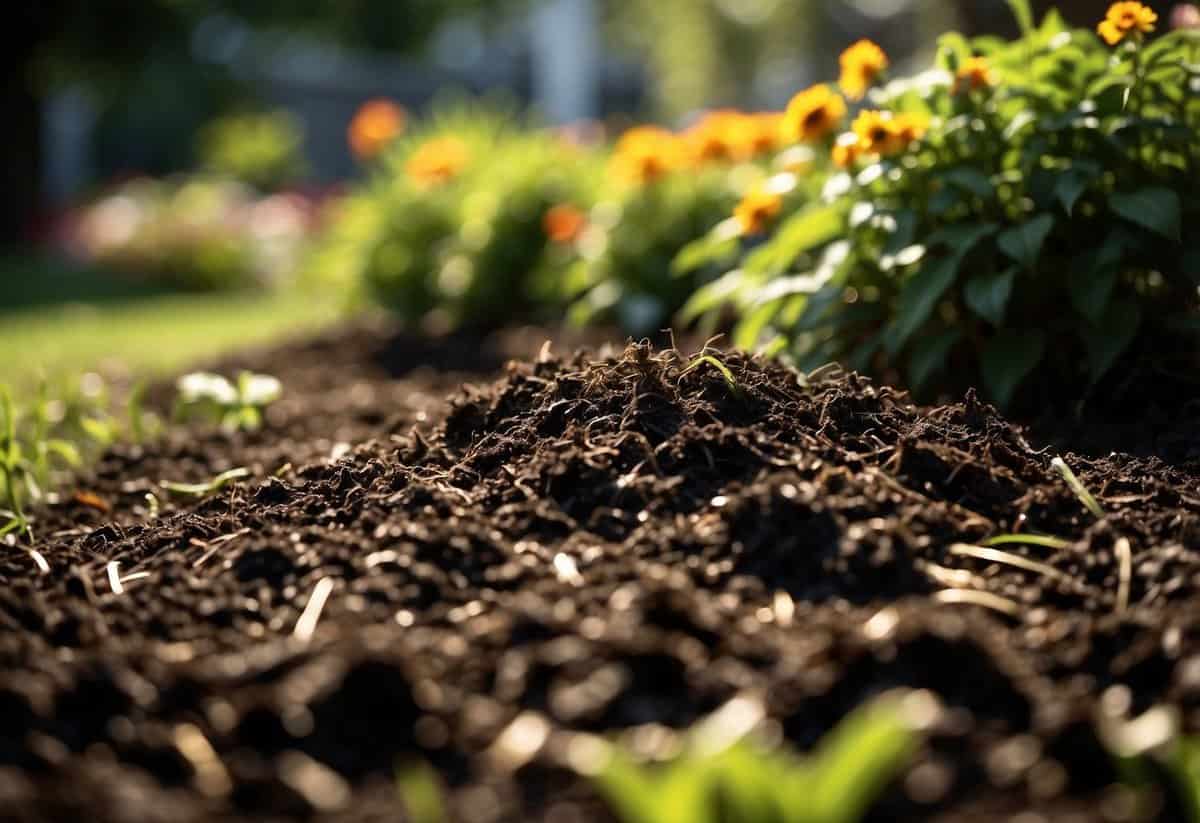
[0,376,135,539]
[197,110,307,191]
[681,13,1200,406]
[324,104,604,330]
[175,371,282,432]
[72,177,318,292]
[586,692,920,823]
[568,171,741,334]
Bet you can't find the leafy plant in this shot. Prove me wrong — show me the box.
[679,5,1200,407]
[581,691,923,823]
[197,109,307,191]
[176,371,282,432]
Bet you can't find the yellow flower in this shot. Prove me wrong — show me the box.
[831,134,863,170]
[405,136,470,188]
[839,40,889,101]
[781,85,847,144]
[1098,1,1158,44]
[893,112,928,144]
[348,99,406,159]
[734,185,783,236]
[611,126,682,184]
[851,110,904,156]
[543,203,587,244]
[953,57,995,94]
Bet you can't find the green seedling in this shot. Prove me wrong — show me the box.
[983,533,1073,551]
[1051,456,1105,519]
[176,371,282,432]
[396,760,446,823]
[681,353,742,398]
[582,691,923,823]
[161,467,251,497]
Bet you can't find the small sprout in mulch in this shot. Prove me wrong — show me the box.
[1051,456,1105,519]
[176,370,282,432]
[983,533,1073,551]
[680,352,742,398]
[161,466,251,497]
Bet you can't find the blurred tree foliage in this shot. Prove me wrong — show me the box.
[3,0,522,246]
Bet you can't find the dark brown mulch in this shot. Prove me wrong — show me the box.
[3,323,1200,823]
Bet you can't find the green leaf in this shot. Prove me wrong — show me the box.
[980,329,1046,408]
[926,223,997,258]
[884,256,961,356]
[1069,266,1118,325]
[673,226,740,277]
[1054,169,1092,216]
[964,267,1017,326]
[1006,0,1034,34]
[996,214,1055,270]
[45,440,82,467]
[941,168,995,201]
[1080,302,1141,381]
[745,204,843,276]
[909,329,963,393]
[803,697,917,823]
[1109,187,1182,242]
[678,270,748,325]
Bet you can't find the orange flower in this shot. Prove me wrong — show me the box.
[406,136,470,188]
[348,99,406,159]
[781,85,847,144]
[734,185,783,236]
[683,110,743,165]
[831,134,863,169]
[733,112,786,160]
[611,126,682,184]
[1098,1,1158,43]
[953,57,995,94]
[543,204,587,244]
[851,110,904,156]
[839,40,889,101]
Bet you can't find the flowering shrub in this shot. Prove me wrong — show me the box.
[317,106,604,329]
[679,1,1200,407]
[197,110,307,191]
[65,177,321,291]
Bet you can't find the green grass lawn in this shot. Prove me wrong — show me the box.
[0,252,351,386]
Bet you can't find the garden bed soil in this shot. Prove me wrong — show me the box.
[3,322,1200,822]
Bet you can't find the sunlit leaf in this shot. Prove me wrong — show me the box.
[1109,188,1182,242]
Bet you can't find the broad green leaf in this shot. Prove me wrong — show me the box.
[996,214,1055,270]
[1069,266,1118,325]
[733,302,781,351]
[678,270,754,325]
[1110,188,1182,242]
[1054,169,1092,216]
[1007,0,1034,34]
[1080,302,1141,381]
[926,223,997,257]
[964,267,1017,326]
[942,168,995,201]
[802,697,916,823]
[909,329,963,393]
[673,226,740,277]
[745,204,843,276]
[980,329,1046,408]
[884,256,961,355]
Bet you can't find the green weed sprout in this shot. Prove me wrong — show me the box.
[579,690,928,823]
[176,371,282,432]
[161,467,251,497]
[0,387,28,538]
[681,352,743,398]
[1051,456,1105,519]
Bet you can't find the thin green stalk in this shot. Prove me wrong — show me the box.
[1051,456,1105,519]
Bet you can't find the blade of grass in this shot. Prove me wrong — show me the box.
[681,354,742,398]
[161,467,251,497]
[984,533,1073,551]
[1051,457,1105,519]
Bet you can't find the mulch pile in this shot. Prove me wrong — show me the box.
[2,323,1200,823]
